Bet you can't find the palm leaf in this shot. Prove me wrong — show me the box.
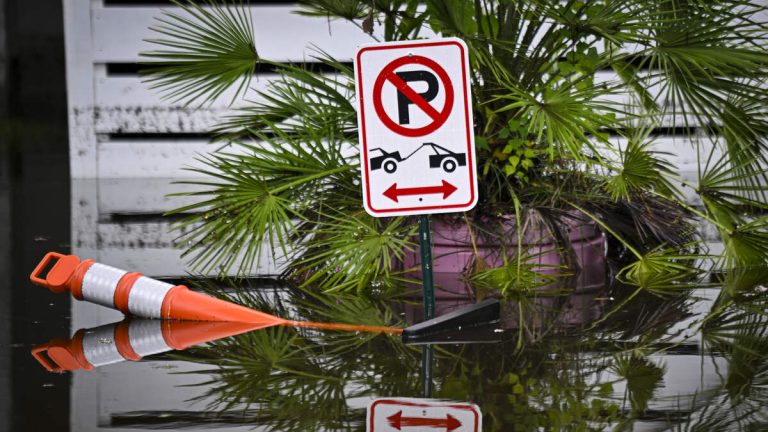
[603,126,680,201]
[141,0,258,107]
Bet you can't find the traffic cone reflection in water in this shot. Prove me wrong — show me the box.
[30,252,403,335]
[31,319,262,372]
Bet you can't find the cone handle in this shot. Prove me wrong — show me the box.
[31,345,63,372]
[29,252,81,294]
[30,333,92,373]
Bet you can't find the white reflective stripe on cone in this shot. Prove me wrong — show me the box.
[81,263,127,308]
[127,277,175,318]
[127,320,171,357]
[81,324,124,367]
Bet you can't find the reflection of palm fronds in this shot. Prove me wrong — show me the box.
[170,280,419,431]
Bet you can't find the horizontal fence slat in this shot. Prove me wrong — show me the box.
[97,247,278,278]
[93,69,706,134]
[95,73,276,108]
[92,5,380,63]
[97,177,203,214]
[94,107,225,133]
[96,139,231,177]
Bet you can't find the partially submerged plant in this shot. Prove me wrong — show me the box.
[143,0,768,295]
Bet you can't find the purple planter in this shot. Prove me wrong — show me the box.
[402,214,607,299]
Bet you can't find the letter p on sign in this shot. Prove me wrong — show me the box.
[354,38,478,217]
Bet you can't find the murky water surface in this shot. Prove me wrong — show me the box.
[1,164,767,432]
[11,251,768,432]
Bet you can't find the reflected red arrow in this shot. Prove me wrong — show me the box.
[383,180,457,202]
[387,410,462,431]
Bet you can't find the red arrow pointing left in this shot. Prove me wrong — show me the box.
[383,180,457,202]
[387,410,462,431]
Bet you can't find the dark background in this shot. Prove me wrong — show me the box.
[0,0,71,430]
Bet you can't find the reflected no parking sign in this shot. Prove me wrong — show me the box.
[367,398,481,432]
[355,38,478,217]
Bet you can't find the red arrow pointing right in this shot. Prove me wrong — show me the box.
[387,410,462,431]
[383,180,458,203]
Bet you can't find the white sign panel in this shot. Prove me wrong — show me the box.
[367,398,482,432]
[355,38,477,217]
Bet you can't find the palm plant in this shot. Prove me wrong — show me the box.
[143,0,768,295]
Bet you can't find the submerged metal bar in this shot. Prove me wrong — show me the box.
[421,344,434,398]
[418,215,435,320]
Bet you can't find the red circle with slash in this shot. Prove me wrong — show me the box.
[372,55,454,137]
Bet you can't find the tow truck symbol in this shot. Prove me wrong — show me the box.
[369,143,467,174]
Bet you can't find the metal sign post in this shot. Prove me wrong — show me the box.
[419,214,435,320]
[419,214,435,397]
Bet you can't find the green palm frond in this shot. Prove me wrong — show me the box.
[169,159,298,275]
[618,244,705,292]
[466,249,567,297]
[295,0,367,21]
[141,0,258,106]
[627,1,768,125]
[493,80,622,162]
[290,211,417,293]
[168,127,355,275]
[214,53,357,139]
[604,127,680,201]
[699,152,768,214]
[720,95,768,202]
[723,216,768,267]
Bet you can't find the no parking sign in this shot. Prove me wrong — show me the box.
[355,38,477,217]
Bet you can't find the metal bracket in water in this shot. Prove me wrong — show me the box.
[401,298,502,345]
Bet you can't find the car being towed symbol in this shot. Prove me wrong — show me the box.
[369,143,467,174]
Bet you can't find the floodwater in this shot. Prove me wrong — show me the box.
[3,157,768,431]
[2,94,768,431]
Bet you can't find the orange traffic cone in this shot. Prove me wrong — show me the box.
[30,252,287,326]
[30,252,403,335]
[31,319,264,372]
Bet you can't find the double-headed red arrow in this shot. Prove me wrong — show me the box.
[383,180,457,202]
[387,410,461,431]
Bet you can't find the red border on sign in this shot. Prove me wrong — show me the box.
[368,399,481,432]
[372,55,454,137]
[357,39,475,215]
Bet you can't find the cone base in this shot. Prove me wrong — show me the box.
[162,286,287,326]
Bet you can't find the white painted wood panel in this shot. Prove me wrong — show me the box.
[98,178,201,214]
[92,6,380,63]
[96,140,275,178]
[65,0,97,178]
[94,106,224,133]
[94,71,276,108]
[97,140,218,178]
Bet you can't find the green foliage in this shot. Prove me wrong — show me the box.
[603,128,679,201]
[290,212,418,294]
[142,0,259,106]
[618,245,704,292]
[142,0,768,292]
[611,354,666,415]
[467,250,564,297]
